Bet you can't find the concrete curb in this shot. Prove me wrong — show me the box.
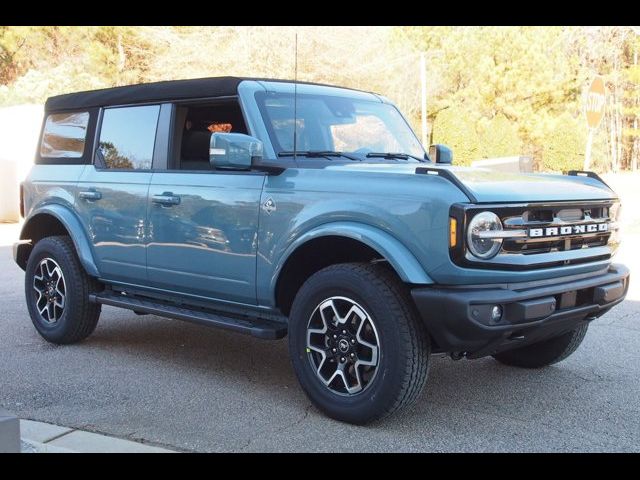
[0,409,20,453]
[21,439,76,453]
[20,420,176,453]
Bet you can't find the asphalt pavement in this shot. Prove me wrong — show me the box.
[1,223,638,452]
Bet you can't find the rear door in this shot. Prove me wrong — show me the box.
[75,104,161,284]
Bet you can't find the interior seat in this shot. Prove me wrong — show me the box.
[180,130,212,170]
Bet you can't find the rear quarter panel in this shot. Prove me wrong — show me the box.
[20,165,101,276]
[23,165,86,219]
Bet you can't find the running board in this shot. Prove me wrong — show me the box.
[89,293,287,340]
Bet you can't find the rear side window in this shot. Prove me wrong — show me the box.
[97,105,160,170]
[40,112,90,158]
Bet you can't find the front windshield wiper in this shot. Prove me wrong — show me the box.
[278,150,361,161]
[365,152,425,162]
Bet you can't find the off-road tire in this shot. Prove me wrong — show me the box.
[25,235,101,344]
[288,262,430,424]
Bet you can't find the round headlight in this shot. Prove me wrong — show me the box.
[467,211,503,259]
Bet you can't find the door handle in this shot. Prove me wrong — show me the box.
[152,193,181,206]
[79,190,102,201]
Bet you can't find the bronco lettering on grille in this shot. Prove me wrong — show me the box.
[528,223,608,238]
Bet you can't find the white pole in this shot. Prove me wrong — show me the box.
[420,52,427,147]
[584,128,594,171]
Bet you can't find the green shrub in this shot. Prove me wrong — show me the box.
[541,112,586,173]
[476,114,522,160]
[431,106,480,166]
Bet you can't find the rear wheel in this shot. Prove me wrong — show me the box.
[288,263,430,424]
[25,236,101,344]
[492,323,589,368]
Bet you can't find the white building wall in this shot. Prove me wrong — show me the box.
[0,104,44,222]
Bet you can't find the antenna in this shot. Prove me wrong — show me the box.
[293,32,298,162]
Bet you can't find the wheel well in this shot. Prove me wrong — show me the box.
[16,213,69,269]
[275,236,397,316]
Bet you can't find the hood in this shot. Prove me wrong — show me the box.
[447,167,615,203]
[324,163,616,203]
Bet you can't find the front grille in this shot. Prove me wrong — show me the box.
[502,236,610,255]
[501,204,613,255]
[502,228,611,255]
[449,200,619,271]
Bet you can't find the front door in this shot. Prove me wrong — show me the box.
[76,104,160,284]
[145,99,265,305]
[146,172,265,304]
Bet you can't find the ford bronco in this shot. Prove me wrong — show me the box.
[14,77,630,424]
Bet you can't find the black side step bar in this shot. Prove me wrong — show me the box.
[89,293,287,340]
[415,166,478,202]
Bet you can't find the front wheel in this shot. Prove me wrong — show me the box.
[288,263,430,424]
[492,323,589,368]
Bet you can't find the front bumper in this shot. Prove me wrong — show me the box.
[411,264,630,358]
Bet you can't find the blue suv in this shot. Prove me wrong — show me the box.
[14,77,630,424]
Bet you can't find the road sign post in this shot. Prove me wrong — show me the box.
[583,76,606,170]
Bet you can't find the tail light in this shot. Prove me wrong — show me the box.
[19,183,24,218]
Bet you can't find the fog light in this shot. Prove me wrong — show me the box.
[491,305,503,323]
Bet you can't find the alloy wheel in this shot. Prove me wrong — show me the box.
[33,257,66,324]
[306,296,380,395]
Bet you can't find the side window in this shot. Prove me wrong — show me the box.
[40,112,89,158]
[170,100,248,170]
[97,105,160,170]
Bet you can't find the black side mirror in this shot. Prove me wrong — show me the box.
[429,144,453,165]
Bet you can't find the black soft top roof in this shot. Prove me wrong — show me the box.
[45,76,246,111]
[44,76,356,112]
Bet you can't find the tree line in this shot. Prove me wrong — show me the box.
[1,26,638,172]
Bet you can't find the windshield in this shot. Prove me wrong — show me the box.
[255,91,425,160]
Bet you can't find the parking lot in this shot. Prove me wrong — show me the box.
[1,174,638,452]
